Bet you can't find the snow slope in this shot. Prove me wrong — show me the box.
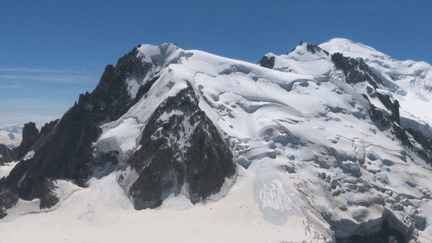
[2,39,432,242]
[320,38,432,127]
[0,166,327,243]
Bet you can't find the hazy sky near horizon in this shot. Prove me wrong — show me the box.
[1,0,432,127]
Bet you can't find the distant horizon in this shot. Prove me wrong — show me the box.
[2,0,431,127]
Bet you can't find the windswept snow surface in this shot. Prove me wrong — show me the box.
[2,40,432,242]
[320,38,432,126]
[269,43,334,76]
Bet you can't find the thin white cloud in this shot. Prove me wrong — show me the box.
[0,75,74,82]
[0,111,62,128]
[0,97,74,109]
[0,74,99,83]
[0,65,100,83]
[0,67,81,73]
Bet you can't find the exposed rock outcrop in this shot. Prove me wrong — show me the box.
[306,43,329,55]
[0,188,19,218]
[0,144,14,165]
[336,219,407,243]
[125,86,236,209]
[27,119,59,154]
[258,56,275,69]
[16,122,39,159]
[331,52,383,88]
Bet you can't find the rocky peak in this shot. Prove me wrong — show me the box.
[17,122,39,159]
[28,119,59,155]
[124,85,236,209]
[0,45,163,212]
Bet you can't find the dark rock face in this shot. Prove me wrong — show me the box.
[0,188,19,218]
[331,52,383,88]
[37,178,60,209]
[336,220,406,243]
[306,43,328,55]
[407,128,432,152]
[0,144,14,164]
[27,119,59,156]
[362,88,398,135]
[369,104,393,132]
[134,74,160,103]
[365,94,432,164]
[126,86,236,209]
[376,93,400,123]
[405,128,432,164]
[364,90,432,164]
[17,122,40,159]
[1,45,157,214]
[258,56,275,69]
[6,120,59,164]
[329,209,411,243]
[289,41,329,55]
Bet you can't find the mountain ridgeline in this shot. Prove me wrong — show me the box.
[2,39,432,242]
[0,44,236,215]
[256,40,432,242]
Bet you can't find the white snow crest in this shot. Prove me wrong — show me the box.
[95,118,143,164]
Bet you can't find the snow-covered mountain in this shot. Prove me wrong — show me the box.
[0,125,23,149]
[1,38,432,243]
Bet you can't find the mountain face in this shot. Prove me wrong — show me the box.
[0,43,235,213]
[1,39,432,243]
[123,86,236,209]
[0,145,14,165]
[16,122,39,159]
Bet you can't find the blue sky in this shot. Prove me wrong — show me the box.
[1,0,431,127]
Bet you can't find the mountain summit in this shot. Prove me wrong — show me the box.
[1,38,432,243]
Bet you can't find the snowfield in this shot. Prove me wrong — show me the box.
[1,38,432,242]
[1,166,326,243]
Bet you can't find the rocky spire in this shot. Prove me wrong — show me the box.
[17,122,39,159]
